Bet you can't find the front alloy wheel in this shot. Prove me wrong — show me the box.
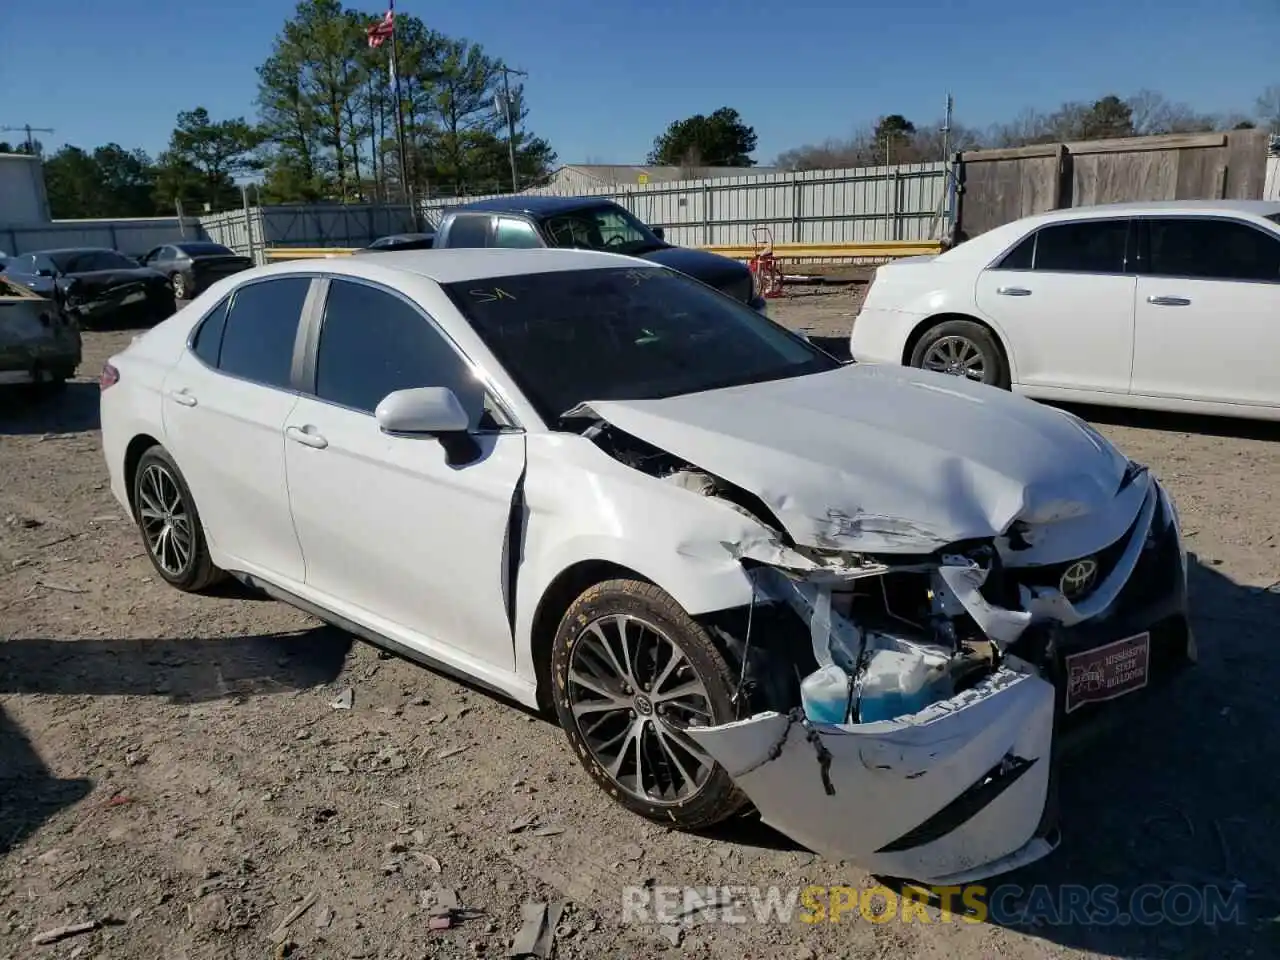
[170,272,188,300]
[552,580,745,829]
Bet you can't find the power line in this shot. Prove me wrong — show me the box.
[0,124,54,155]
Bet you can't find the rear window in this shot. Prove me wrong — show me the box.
[49,250,137,272]
[178,242,235,256]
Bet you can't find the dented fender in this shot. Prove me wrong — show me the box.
[512,434,773,687]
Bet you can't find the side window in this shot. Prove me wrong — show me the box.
[217,277,311,388]
[445,215,490,248]
[35,255,56,275]
[1146,218,1280,282]
[191,299,230,367]
[1032,220,1129,274]
[159,246,177,260]
[314,279,486,426]
[995,232,1036,270]
[492,218,542,249]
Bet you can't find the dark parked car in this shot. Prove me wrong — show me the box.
[432,197,768,312]
[0,276,80,389]
[352,232,437,253]
[138,241,253,300]
[4,248,175,329]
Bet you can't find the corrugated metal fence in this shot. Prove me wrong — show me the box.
[1,217,206,258]
[0,162,954,262]
[1265,157,1280,201]
[201,204,416,262]
[421,162,952,247]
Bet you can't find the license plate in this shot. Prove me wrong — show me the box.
[121,290,146,305]
[1063,632,1150,713]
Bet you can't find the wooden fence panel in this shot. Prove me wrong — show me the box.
[956,130,1270,237]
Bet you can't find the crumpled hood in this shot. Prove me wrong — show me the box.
[578,364,1133,553]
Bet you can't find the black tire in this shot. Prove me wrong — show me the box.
[551,579,746,830]
[170,272,188,301]
[909,318,1009,389]
[131,445,225,592]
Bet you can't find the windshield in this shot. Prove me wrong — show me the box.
[539,206,664,256]
[443,267,839,426]
[178,242,235,256]
[50,250,138,273]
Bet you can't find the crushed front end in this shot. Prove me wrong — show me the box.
[578,409,1191,883]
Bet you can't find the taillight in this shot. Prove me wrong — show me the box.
[100,362,119,391]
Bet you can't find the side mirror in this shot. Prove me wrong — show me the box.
[375,387,470,435]
[652,227,665,241]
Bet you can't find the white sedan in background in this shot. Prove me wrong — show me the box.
[851,200,1280,420]
[99,248,1191,884]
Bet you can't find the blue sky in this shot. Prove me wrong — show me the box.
[5,0,1276,164]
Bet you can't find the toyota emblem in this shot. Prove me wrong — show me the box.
[1059,557,1099,599]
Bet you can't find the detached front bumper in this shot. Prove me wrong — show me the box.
[688,474,1189,884]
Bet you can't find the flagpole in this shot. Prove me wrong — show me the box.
[387,0,418,230]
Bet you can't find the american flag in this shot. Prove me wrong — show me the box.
[366,7,394,48]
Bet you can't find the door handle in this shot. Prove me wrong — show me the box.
[1147,295,1191,307]
[286,425,328,449]
[996,286,1032,296]
[168,388,197,407]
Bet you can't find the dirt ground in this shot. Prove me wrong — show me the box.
[2,289,1279,960]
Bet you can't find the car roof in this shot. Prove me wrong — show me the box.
[25,247,119,256]
[1017,199,1280,224]
[453,195,620,216]
[936,199,1280,267]
[235,247,651,286]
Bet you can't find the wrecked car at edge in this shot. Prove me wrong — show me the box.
[101,251,1192,886]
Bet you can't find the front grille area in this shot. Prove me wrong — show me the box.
[1009,499,1150,603]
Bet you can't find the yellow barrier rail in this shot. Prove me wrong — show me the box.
[703,241,942,260]
[265,247,358,260]
[262,240,942,262]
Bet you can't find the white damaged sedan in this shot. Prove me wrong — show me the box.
[100,248,1193,884]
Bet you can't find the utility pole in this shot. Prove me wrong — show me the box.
[0,124,55,155]
[497,65,528,193]
[940,93,956,242]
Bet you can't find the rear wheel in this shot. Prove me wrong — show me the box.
[909,318,1009,388]
[551,579,746,830]
[132,445,225,592]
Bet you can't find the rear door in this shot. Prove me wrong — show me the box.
[1130,215,1280,407]
[491,217,545,248]
[975,218,1136,394]
[161,276,317,583]
[441,214,493,248]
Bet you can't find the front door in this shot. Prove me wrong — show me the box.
[283,277,526,671]
[975,218,1136,395]
[1131,216,1280,408]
